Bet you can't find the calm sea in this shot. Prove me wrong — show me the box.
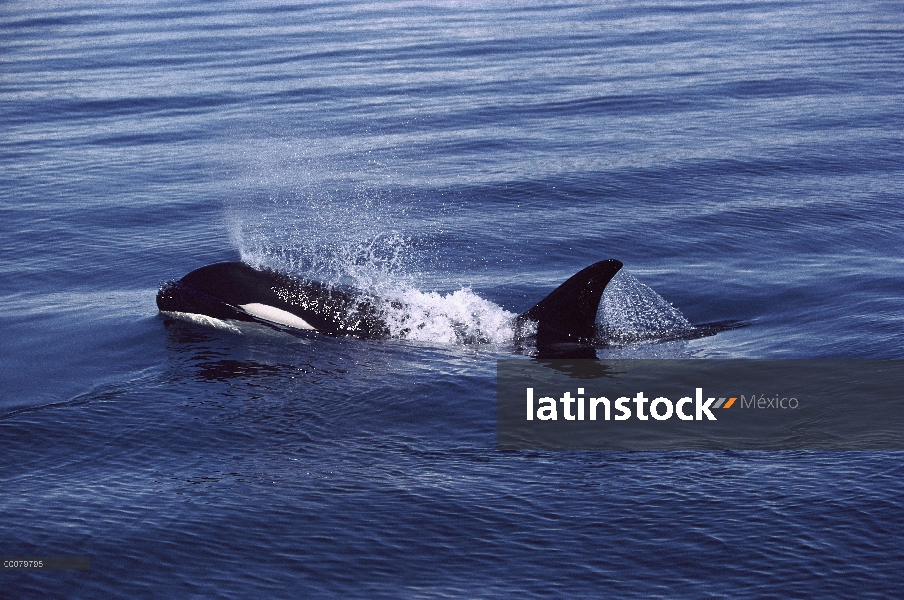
[2,0,903,597]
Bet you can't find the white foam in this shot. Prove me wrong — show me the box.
[377,287,517,345]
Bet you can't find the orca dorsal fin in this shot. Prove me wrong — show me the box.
[519,259,622,343]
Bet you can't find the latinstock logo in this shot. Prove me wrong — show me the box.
[525,387,738,422]
[524,388,800,422]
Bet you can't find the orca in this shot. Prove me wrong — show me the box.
[156,259,624,355]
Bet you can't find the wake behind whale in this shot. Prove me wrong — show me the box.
[157,260,740,356]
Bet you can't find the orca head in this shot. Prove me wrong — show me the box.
[157,262,390,338]
[156,262,290,323]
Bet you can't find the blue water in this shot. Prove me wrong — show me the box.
[2,0,903,596]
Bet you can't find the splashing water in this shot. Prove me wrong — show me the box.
[225,139,519,345]
[596,270,695,346]
[225,136,430,292]
[226,142,701,348]
[227,190,414,292]
[377,288,517,345]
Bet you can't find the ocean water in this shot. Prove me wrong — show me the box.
[2,0,903,597]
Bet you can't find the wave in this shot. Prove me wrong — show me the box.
[160,311,243,334]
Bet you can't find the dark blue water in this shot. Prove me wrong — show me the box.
[2,0,903,597]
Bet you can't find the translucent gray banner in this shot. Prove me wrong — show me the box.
[497,360,904,449]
